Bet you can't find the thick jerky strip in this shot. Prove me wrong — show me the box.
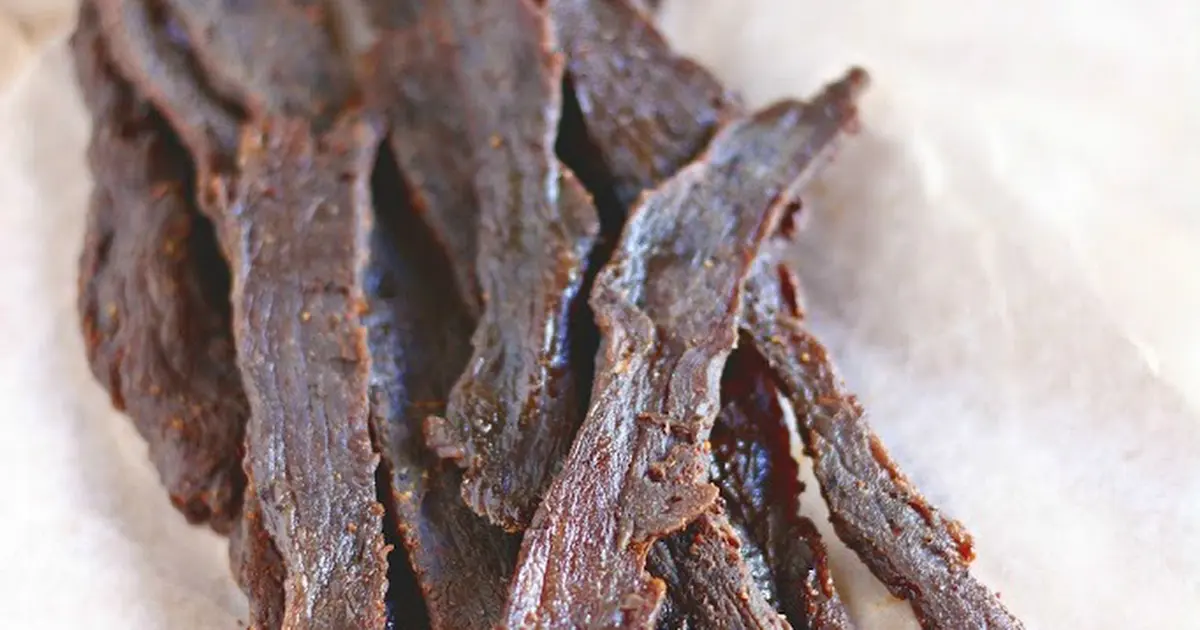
[218,116,389,629]
[742,250,1024,630]
[71,2,247,533]
[364,144,518,629]
[505,85,861,628]
[714,348,853,630]
[363,0,484,315]
[549,0,740,208]
[424,0,600,531]
[649,512,789,629]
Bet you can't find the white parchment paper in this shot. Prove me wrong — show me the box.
[1,1,1197,628]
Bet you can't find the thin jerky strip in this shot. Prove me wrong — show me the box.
[649,512,789,629]
[549,0,739,208]
[742,251,1024,630]
[713,348,853,630]
[71,2,247,533]
[363,0,485,315]
[424,0,600,531]
[219,116,389,629]
[364,144,518,629]
[505,85,861,628]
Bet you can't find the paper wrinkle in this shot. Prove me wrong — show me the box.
[2,0,1198,628]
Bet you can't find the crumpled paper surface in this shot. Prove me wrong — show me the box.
[1,0,1197,628]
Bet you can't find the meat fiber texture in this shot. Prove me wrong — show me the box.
[0,0,1198,628]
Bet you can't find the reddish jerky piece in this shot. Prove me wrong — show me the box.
[649,512,790,629]
[364,145,518,629]
[71,3,247,533]
[505,83,861,628]
[713,349,853,630]
[363,0,485,315]
[424,0,600,531]
[229,476,287,630]
[218,117,389,630]
[549,0,740,208]
[742,249,1023,630]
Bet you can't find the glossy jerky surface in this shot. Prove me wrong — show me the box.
[364,147,519,629]
[222,117,389,630]
[424,0,600,531]
[72,4,247,533]
[742,248,1023,630]
[505,92,859,628]
[713,349,854,630]
[549,0,739,207]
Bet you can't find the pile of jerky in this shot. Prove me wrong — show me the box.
[72,0,1022,628]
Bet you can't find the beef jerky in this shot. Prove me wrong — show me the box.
[742,250,1024,630]
[549,0,740,208]
[363,144,518,629]
[505,85,861,628]
[713,348,853,630]
[90,3,391,625]
[649,512,790,629]
[71,2,247,533]
[216,116,389,629]
[362,0,485,315]
[229,475,287,630]
[423,0,600,531]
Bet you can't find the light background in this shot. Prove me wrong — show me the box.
[1,0,1197,627]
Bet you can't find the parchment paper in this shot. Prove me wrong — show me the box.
[1,1,1197,628]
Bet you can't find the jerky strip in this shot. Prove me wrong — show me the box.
[505,87,861,628]
[742,251,1024,630]
[424,0,600,531]
[363,0,485,315]
[229,474,287,630]
[364,143,518,629]
[713,348,853,630]
[549,0,739,208]
[71,2,247,533]
[650,512,789,629]
[219,116,389,629]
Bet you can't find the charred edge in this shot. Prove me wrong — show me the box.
[556,74,626,418]
[368,140,432,630]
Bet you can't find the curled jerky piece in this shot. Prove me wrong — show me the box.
[72,3,247,533]
[714,348,853,630]
[219,116,389,629]
[505,81,862,628]
[364,145,519,629]
[742,251,1023,630]
[424,0,600,531]
[549,0,739,208]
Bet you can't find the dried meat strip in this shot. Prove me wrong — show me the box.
[71,2,247,533]
[741,250,1024,630]
[229,478,287,630]
[549,0,740,209]
[424,0,600,531]
[648,512,790,629]
[364,145,519,629]
[505,85,861,628]
[713,349,853,630]
[89,2,391,625]
[363,0,485,315]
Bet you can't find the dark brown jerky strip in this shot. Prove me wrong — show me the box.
[423,0,600,531]
[713,348,853,630]
[649,512,789,629]
[741,250,1024,630]
[71,2,247,533]
[549,0,740,208]
[363,144,518,629]
[505,88,860,628]
[217,116,389,629]
[362,0,484,315]
[89,3,390,625]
